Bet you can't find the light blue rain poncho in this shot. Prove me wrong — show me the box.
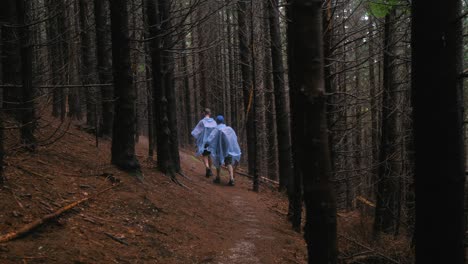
[206,123,242,168]
[191,117,217,156]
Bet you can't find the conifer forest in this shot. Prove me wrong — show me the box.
[0,0,466,263]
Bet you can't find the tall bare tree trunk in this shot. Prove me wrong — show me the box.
[268,0,293,193]
[46,0,67,120]
[146,63,154,158]
[262,8,278,182]
[196,7,208,108]
[288,0,337,262]
[15,0,36,151]
[146,0,180,176]
[181,39,192,145]
[238,0,257,183]
[110,0,140,172]
[374,9,400,236]
[285,0,302,232]
[0,21,4,184]
[159,0,181,173]
[94,0,113,137]
[79,0,98,129]
[412,0,465,263]
[368,17,379,198]
[2,1,21,115]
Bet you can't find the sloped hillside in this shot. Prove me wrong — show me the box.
[0,118,307,263]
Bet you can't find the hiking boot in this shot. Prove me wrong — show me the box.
[228,179,235,186]
[213,177,221,184]
[205,168,213,178]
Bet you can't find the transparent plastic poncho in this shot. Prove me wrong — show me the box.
[206,124,242,168]
[191,117,217,156]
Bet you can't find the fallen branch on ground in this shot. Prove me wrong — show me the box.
[234,169,279,187]
[9,163,51,179]
[338,233,400,264]
[0,184,119,243]
[104,232,129,246]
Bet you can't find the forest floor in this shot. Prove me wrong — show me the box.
[0,118,308,263]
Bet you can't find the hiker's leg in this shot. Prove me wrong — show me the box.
[203,155,210,169]
[213,166,221,183]
[203,150,213,177]
[227,164,234,181]
[225,156,234,186]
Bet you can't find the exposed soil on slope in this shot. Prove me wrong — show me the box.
[0,118,307,263]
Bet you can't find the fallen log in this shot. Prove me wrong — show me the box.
[0,184,118,243]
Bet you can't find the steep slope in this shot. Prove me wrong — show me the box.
[0,118,307,263]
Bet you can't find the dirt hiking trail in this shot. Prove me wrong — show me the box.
[0,120,307,263]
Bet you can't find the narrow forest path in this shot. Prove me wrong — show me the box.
[0,121,306,263]
[184,162,304,264]
[138,141,308,264]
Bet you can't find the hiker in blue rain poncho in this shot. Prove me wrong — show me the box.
[206,115,241,186]
[191,108,217,177]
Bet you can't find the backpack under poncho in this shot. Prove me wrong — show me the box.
[206,124,241,168]
[191,117,217,156]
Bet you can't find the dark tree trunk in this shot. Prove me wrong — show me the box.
[68,1,82,120]
[146,0,179,175]
[181,39,192,145]
[323,0,334,168]
[143,22,154,158]
[67,5,82,121]
[0,109,3,185]
[109,0,140,172]
[228,9,238,131]
[190,6,199,118]
[263,30,278,183]
[353,40,362,205]
[223,9,232,125]
[57,0,67,121]
[130,1,140,145]
[268,0,293,192]
[0,24,4,185]
[79,0,97,129]
[46,0,66,120]
[48,6,61,119]
[288,0,337,263]
[94,0,114,137]
[146,0,164,168]
[1,0,36,150]
[285,0,302,232]
[403,57,415,239]
[368,17,379,198]
[238,0,257,181]
[159,0,181,173]
[374,9,400,236]
[248,0,259,191]
[17,0,36,151]
[412,0,465,263]
[196,8,208,108]
[1,0,21,114]
[146,64,154,158]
